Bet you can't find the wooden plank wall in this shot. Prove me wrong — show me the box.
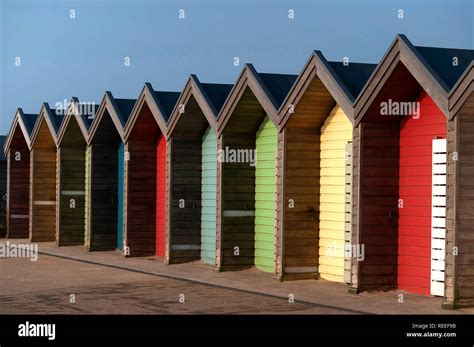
[167,96,211,263]
[89,113,120,251]
[169,138,202,262]
[0,160,6,236]
[221,133,255,269]
[277,78,334,279]
[124,104,160,257]
[7,127,30,238]
[125,140,157,256]
[254,117,278,273]
[219,87,264,270]
[57,118,87,246]
[30,122,57,242]
[446,92,474,307]
[201,127,217,265]
[57,147,86,246]
[319,106,352,283]
[357,121,400,291]
[156,135,167,257]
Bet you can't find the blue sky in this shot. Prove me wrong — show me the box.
[0,0,473,134]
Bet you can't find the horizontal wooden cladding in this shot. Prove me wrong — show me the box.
[89,144,118,251]
[358,121,400,291]
[156,136,166,257]
[281,125,319,273]
[397,92,446,296]
[279,79,336,277]
[284,77,335,129]
[319,106,352,283]
[362,63,421,123]
[172,96,210,139]
[57,147,86,246]
[61,116,87,147]
[224,87,267,134]
[30,121,57,242]
[221,132,256,269]
[7,127,30,238]
[30,149,57,242]
[128,102,159,141]
[453,93,474,303]
[125,140,157,257]
[169,138,202,263]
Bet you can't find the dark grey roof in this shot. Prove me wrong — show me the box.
[115,99,137,127]
[258,73,298,108]
[415,46,474,90]
[21,113,38,136]
[0,136,6,161]
[201,83,233,116]
[328,62,377,102]
[49,109,64,135]
[78,103,99,130]
[154,91,180,122]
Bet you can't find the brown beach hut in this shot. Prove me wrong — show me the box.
[56,98,97,246]
[122,83,179,257]
[165,75,232,264]
[3,109,38,238]
[86,92,136,252]
[215,64,297,273]
[29,103,64,242]
[276,51,376,282]
[444,61,474,308]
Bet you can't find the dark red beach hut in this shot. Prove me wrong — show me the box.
[122,83,179,257]
[3,109,37,238]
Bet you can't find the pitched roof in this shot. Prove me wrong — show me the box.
[353,34,474,123]
[21,113,39,136]
[258,73,298,109]
[217,64,297,135]
[327,62,377,102]
[56,98,99,146]
[79,103,100,130]
[415,46,474,91]
[49,109,65,135]
[200,83,233,117]
[154,91,180,122]
[114,98,137,127]
[167,75,233,137]
[4,109,39,155]
[278,51,377,128]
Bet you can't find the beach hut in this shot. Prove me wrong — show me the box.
[445,62,474,308]
[165,75,232,264]
[0,136,7,237]
[215,64,297,272]
[56,98,97,246]
[86,92,136,251]
[276,51,376,282]
[3,109,37,238]
[350,35,474,302]
[29,103,64,242]
[122,83,179,257]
